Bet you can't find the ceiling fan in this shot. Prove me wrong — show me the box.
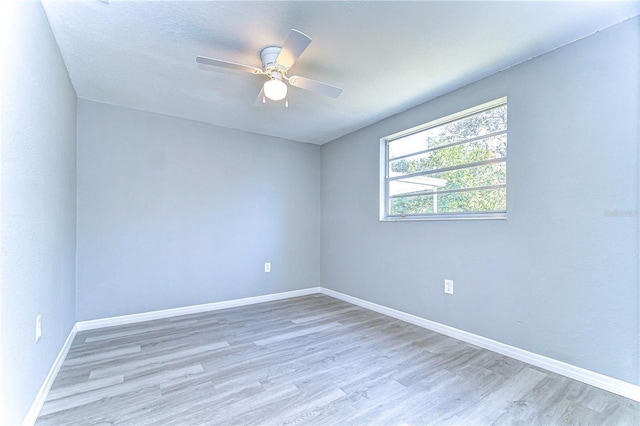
[196,29,342,107]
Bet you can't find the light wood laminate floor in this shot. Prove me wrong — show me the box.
[37,294,639,425]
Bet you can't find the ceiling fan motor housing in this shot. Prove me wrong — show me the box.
[260,46,282,70]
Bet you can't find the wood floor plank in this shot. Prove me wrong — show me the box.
[36,295,640,425]
[46,375,125,401]
[88,341,228,379]
[254,321,343,346]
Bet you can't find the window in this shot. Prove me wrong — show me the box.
[380,97,507,220]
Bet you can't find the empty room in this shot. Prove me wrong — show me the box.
[1,0,639,424]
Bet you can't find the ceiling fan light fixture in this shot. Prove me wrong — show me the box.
[264,78,287,101]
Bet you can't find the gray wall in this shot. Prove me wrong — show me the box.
[0,1,77,424]
[321,17,639,384]
[76,100,321,321]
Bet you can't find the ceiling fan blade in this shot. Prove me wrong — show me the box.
[275,30,312,69]
[196,56,263,75]
[288,76,342,98]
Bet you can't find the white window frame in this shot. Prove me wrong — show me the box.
[379,97,508,221]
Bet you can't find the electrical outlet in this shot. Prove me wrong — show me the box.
[35,315,42,342]
[264,262,271,273]
[444,279,454,295]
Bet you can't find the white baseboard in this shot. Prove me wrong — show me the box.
[319,287,640,402]
[76,287,321,331]
[23,324,78,426]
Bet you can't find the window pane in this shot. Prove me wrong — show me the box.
[388,105,507,159]
[435,187,506,213]
[388,132,430,159]
[389,162,506,196]
[390,194,434,215]
[389,187,506,216]
[389,134,506,177]
[389,175,448,196]
[432,162,506,191]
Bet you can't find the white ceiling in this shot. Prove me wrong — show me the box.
[42,0,639,145]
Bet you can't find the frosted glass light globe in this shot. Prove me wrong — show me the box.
[264,79,287,101]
